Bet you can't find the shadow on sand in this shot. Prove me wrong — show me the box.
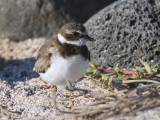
[0,57,39,87]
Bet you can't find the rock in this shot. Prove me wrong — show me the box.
[0,58,5,71]
[85,0,160,68]
[0,0,117,40]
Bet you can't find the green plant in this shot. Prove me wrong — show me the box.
[86,60,160,89]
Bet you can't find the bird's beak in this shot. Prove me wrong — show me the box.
[84,35,95,41]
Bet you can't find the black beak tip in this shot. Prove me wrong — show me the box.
[85,35,95,41]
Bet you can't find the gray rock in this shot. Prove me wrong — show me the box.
[0,0,117,40]
[85,0,160,68]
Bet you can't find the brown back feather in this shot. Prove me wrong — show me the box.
[34,36,57,73]
[34,35,90,73]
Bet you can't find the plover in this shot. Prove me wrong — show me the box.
[34,23,95,108]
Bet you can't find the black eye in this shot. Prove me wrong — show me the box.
[72,32,80,37]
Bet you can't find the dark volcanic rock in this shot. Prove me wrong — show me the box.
[0,0,117,40]
[85,0,160,68]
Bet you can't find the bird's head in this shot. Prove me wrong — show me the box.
[58,23,95,46]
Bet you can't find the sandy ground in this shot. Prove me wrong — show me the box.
[0,38,160,120]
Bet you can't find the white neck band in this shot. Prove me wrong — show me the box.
[58,33,86,46]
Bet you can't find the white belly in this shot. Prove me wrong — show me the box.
[40,53,89,85]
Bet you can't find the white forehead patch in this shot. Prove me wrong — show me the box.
[58,33,86,46]
[65,29,81,34]
[65,29,87,35]
[66,29,75,34]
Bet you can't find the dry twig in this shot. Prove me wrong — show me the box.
[67,83,160,119]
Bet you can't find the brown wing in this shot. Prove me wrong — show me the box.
[34,35,57,73]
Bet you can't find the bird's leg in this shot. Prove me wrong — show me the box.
[53,85,57,109]
[69,91,74,107]
[32,77,52,89]
[39,78,48,84]
[29,77,41,83]
[30,77,46,83]
[39,78,53,89]
[66,80,74,107]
